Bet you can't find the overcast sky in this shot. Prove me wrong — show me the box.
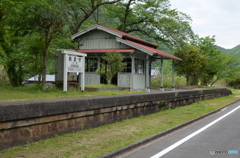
[170,0,240,49]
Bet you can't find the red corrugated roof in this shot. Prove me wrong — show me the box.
[97,24,157,48]
[96,25,181,61]
[72,24,182,61]
[76,49,135,53]
[121,39,182,61]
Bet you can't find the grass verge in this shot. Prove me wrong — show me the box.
[0,89,239,158]
[0,85,141,103]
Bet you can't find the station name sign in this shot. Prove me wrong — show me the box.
[67,54,83,72]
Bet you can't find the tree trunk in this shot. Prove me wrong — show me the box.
[7,63,19,87]
[186,75,189,85]
[17,63,23,86]
[107,79,111,85]
[41,30,51,87]
[41,48,48,86]
[210,75,220,87]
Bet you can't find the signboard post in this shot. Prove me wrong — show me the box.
[61,50,87,91]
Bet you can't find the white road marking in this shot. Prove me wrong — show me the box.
[150,105,240,158]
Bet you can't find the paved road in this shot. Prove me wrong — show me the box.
[118,100,240,158]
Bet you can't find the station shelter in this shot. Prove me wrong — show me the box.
[69,24,182,91]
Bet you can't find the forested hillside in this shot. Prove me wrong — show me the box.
[218,45,240,55]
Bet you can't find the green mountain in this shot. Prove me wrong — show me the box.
[217,45,240,55]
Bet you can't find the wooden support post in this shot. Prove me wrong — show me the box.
[130,53,135,91]
[146,55,150,93]
[149,60,152,89]
[172,60,175,91]
[160,56,164,92]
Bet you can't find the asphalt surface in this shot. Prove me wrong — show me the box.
[117,100,240,158]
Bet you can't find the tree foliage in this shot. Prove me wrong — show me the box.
[97,52,126,85]
[174,45,208,85]
[99,0,193,48]
[0,0,27,86]
[62,0,121,34]
[174,35,240,86]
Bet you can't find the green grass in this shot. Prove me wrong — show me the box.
[151,76,187,88]
[0,89,239,158]
[0,85,141,102]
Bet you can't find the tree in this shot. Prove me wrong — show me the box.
[31,1,64,85]
[0,0,28,86]
[0,0,65,86]
[99,0,193,48]
[175,35,240,86]
[174,45,208,85]
[97,52,126,85]
[191,35,238,86]
[62,0,121,34]
[195,36,222,85]
[10,0,66,86]
[211,52,240,86]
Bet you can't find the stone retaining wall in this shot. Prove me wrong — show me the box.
[85,87,130,92]
[0,88,232,151]
[175,85,199,89]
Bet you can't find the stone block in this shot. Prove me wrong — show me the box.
[58,120,66,130]
[68,119,76,128]
[57,114,68,120]
[77,117,86,129]
[129,104,135,109]
[0,122,12,130]
[68,111,86,118]
[3,131,10,142]
[31,125,40,137]
[117,106,122,110]
[41,124,47,134]
[98,114,105,122]
[42,83,55,91]
[136,103,144,107]
[112,107,117,111]
[19,128,31,139]
[122,105,128,110]
[47,123,57,133]
[99,107,112,113]
[86,110,94,116]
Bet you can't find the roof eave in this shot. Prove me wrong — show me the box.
[116,38,153,56]
[70,25,98,40]
[76,49,135,53]
[153,53,183,61]
[116,38,182,61]
[70,24,123,40]
[96,25,123,39]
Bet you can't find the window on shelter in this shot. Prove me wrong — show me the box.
[134,58,144,74]
[122,58,132,73]
[85,58,98,72]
